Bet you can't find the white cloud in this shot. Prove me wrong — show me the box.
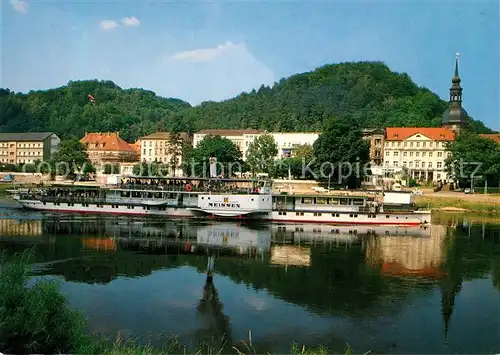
[121,16,140,27]
[11,0,29,13]
[169,41,238,63]
[99,20,120,31]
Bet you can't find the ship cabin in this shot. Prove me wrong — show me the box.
[273,194,375,213]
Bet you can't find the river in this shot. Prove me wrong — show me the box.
[0,196,499,354]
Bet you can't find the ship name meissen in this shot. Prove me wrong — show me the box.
[208,202,241,208]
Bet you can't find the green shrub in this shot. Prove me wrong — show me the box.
[0,250,91,354]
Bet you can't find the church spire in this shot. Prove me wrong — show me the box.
[449,53,462,104]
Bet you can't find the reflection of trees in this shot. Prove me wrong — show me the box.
[189,245,409,317]
[37,253,177,284]
[439,223,500,337]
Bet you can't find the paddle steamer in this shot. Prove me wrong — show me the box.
[12,176,430,225]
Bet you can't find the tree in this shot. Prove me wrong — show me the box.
[132,161,167,177]
[186,135,242,177]
[167,132,184,177]
[446,130,500,187]
[103,163,120,174]
[245,133,278,176]
[293,144,313,160]
[312,117,370,189]
[49,140,94,177]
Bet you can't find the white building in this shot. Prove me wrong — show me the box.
[271,132,319,159]
[383,127,454,183]
[193,129,319,160]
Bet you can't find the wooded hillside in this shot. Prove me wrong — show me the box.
[0,61,492,141]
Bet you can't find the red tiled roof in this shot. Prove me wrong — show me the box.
[385,127,455,141]
[80,132,136,152]
[196,129,262,136]
[480,134,500,144]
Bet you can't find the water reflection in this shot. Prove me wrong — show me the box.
[0,213,499,353]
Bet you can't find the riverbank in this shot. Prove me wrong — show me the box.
[0,251,352,355]
[415,194,500,214]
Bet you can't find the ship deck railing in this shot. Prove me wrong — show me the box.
[115,184,265,195]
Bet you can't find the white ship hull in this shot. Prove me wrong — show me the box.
[16,199,429,225]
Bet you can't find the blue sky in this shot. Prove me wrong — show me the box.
[2,0,499,130]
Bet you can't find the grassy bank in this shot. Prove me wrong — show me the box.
[0,250,355,355]
[415,195,500,214]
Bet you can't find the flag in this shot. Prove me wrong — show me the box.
[88,94,96,103]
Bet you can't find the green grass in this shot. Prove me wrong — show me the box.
[0,249,358,355]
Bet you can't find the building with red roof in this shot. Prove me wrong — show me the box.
[80,132,138,166]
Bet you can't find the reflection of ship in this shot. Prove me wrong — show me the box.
[197,223,271,253]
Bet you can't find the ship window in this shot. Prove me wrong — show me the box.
[340,198,349,205]
[296,212,300,216]
[329,199,339,205]
[43,202,46,205]
[352,199,364,206]
[201,197,204,199]
[313,212,322,216]
[251,198,254,201]
[386,215,390,218]
[354,214,358,217]
[349,214,353,217]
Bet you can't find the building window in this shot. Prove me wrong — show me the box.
[394,151,398,157]
[410,152,414,157]
[409,161,413,167]
[437,162,442,168]
[385,161,389,167]
[428,162,432,168]
[391,142,395,147]
[422,152,426,157]
[416,152,420,157]
[447,152,452,158]
[404,142,407,147]
[403,161,407,167]
[403,152,407,157]
[386,151,390,156]
[429,152,433,157]
[421,162,426,168]
[437,173,441,179]
[410,142,414,147]
[422,142,426,148]
[393,161,398,167]
[416,142,420,147]
[397,142,401,147]
[438,152,443,157]
[415,161,420,168]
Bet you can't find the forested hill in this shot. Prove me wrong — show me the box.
[0,80,190,142]
[0,62,492,141]
[172,61,491,133]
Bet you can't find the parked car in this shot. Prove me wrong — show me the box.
[464,188,474,194]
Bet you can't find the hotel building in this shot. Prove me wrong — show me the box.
[0,132,60,165]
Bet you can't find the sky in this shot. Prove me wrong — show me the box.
[2,0,499,130]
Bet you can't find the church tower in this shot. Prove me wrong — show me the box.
[441,53,469,133]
